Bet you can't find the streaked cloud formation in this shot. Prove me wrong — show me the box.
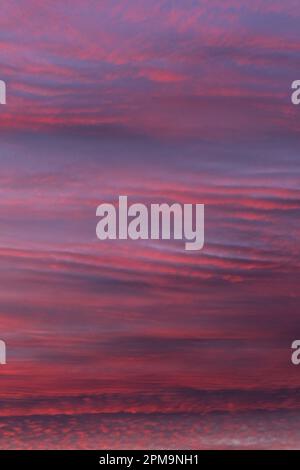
[0,0,300,448]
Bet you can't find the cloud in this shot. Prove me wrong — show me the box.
[0,0,300,449]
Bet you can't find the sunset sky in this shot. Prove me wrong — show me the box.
[0,0,300,449]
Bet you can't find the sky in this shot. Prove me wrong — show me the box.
[0,0,300,449]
